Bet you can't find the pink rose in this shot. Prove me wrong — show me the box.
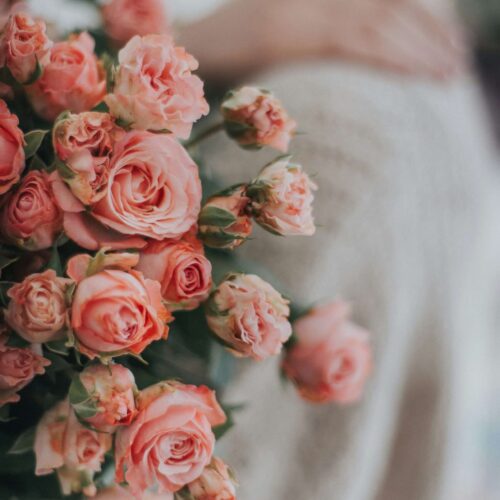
[0,337,50,405]
[105,34,208,138]
[115,381,226,496]
[282,300,372,404]
[73,363,137,432]
[102,0,170,47]
[221,87,296,152]
[91,485,173,500]
[35,399,112,496]
[71,269,171,360]
[136,234,212,311]
[0,12,52,83]
[198,186,253,250]
[5,270,72,343]
[27,32,106,121]
[0,98,24,195]
[187,457,237,500]
[248,157,317,236]
[1,170,63,250]
[53,112,123,205]
[206,273,292,361]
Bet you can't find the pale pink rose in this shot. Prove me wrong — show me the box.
[187,457,237,500]
[27,32,106,121]
[0,12,52,83]
[53,112,123,205]
[75,363,137,432]
[35,399,112,496]
[282,300,372,404]
[5,269,72,343]
[1,170,63,250]
[102,0,170,47]
[0,337,50,405]
[105,34,208,138]
[248,157,317,236]
[221,87,296,152]
[71,269,171,360]
[198,186,253,250]
[115,381,226,496]
[90,131,202,240]
[0,98,24,195]
[136,235,212,311]
[91,485,174,500]
[206,273,292,361]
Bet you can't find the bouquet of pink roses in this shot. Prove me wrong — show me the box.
[0,1,372,498]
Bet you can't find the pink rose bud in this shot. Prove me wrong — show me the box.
[221,87,297,152]
[0,98,25,195]
[136,234,213,312]
[35,399,112,496]
[0,336,50,406]
[115,381,226,496]
[1,170,63,250]
[5,270,72,343]
[0,12,52,83]
[187,456,237,500]
[282,300,372,404]
[27,32,106,121]
[105,34,208,138]
[52,112,123,205]
[198,186,253,250]
[206,273,292,361]
[70,363,137,432]
[102,0,170,47]
[70,269,171,360]
[248,157,317,236]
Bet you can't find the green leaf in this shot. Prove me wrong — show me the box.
[22,57,43,85]
[198,206,237,228]
[69,374,99,420]
[45,339,70,356]
[45,245,63,276]
[0,253,18,273]
[5,334,30,348]
[101,52,116,93]
[7,427,35,455]
[0,405,13,423]
[213,405,236,440]
[28,154,47,171]
[0,281,14,307]
[24,129,49,159]
[54,156,75,180]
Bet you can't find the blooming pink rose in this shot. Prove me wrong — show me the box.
[1,170,63,250]
[115,381,226,496]
[71,269,171,360]
[102,0,170,47]
[221,87,296,152]
[91,485,173,500]
[282,300,372,404]
[187,457,237,500]
[5,270,72,343]
[198,186,253,250]
[0,98,24,195]
[0,337,50,405]
[27,32,106,121]
[35,399,112,496]
[0,12,52,83]
[248,157,317,236]
[74,363,137,432]
[136,235,212,311]
[105,34,208,138]
[206,273,292,361]
[53,112,123,205]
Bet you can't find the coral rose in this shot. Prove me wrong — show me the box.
[70,269,171,360]
[282,300,372,404]
[187,457,237,500]
[5,270,72,343]
[91,485,173,499]
[1,170,63,250]
[0,98,24,195]
[105,34,208,138]
[72,363,137,432]
[27,32,105,121]
[221,87,296,152]
[35,399,112,496]
[206,273,292,361]
[248,157,317,236]
[0,12,52,83]
[115,381,226,496]
[102,0,170,47]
